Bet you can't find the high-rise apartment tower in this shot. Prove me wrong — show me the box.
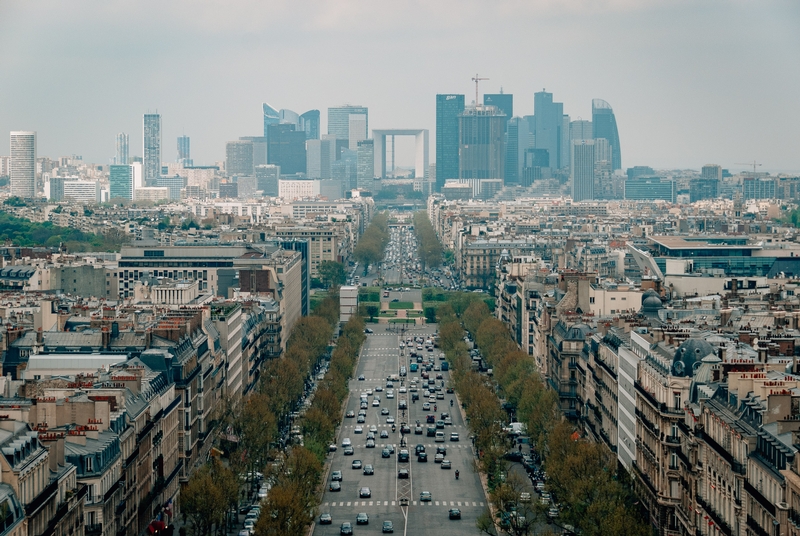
[10,131,36,198]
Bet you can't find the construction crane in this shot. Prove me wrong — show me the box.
[735,161,762,175]
[471,73,488,107]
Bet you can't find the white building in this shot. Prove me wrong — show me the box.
[135,186,170,202]
[278,178,320,200]
[10,131,36,198]
[63,180,101,204]
[340,285,358,323]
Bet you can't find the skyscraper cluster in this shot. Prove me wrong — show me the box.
[435,88,622,201]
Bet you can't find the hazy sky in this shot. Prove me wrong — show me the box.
[1,0,798,173]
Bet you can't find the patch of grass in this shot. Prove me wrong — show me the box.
[388,301,414,309]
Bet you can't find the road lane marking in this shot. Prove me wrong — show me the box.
[435,501,439,506]
[369,501,373,506]
[391,501,395,505]
[347,502,351,506]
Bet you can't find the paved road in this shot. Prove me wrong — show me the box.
[314,323,488,535]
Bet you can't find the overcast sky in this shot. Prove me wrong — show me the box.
[1,0,798,173]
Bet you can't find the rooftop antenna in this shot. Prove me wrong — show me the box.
[472,73,489,106]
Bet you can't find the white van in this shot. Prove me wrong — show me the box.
[435,431,445,442]
[342,438,351,447]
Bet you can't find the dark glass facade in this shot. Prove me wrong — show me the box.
[592,99,622,171]
[435,94,464,191]
[267,124,307,175]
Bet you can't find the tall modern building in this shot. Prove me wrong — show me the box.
[177,135,191,165]
[306,139,333,179]
[255,165,280,196]
[571,140,595,201]
[300,110,320,140]
[533,91,566,171]
[702,164,723,181]
[592,99,621,171]
[10,131,36,198]
[263,103,280,138]
[356,140,375,190]
[267,124,307,175]
[109,165,134,200]
[569,120,593,142]
[483,93,513,128]
[435,94,465,192]
[348,114,368,150]
[143,113,161,185]
[239,136,268,167]
[327,105,368,149]
[226,140,254,176]
[115,132,129,165]
[458,105,506,194]
[505,117,530,185]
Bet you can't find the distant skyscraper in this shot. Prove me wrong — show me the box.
[263,103,280,138]
[267,124,307,175]
[435,94,465,192]
[10,131,36,198]
[239,136,268,167]
[327,105,368,149]
[109,165,134,200]
[533,91,566,171]
[458,105,506,191]
[571,140,595,201]
[300,110,320,140]
[177,135,191,165]
[702,164,723,181]
[348,114,367,150]
[255,165,280,196]
[483,93,513,130]
[280,109,300,127]
[307,139,332,179]
[569,120,592,142]
[115,132,129,165]
[226,140,254,176]
[356,139,375,190]
[505,117,529,185]
[592,99,621,171]
[143,113,161,185]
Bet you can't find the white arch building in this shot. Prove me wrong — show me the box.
[372,129,429,179]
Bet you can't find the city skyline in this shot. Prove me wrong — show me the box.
[0,1,798,173]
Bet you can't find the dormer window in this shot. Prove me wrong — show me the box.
[85,457,93,472]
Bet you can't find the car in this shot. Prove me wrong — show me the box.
[382,520,394,533]
[331,470,343,481]
[426,415,436,423]
[366,388,373,395]
[446,387,454,393]
[363,464,374,475]
[364,328,373,334]
[417,452,428,462]
[354,426,363,434]
[359,487,371,498]
[386,416,395,424]
[360,401,368,409]
[381,407,389,415]
[366,439,375,448]
[356,512,370,525]
[238,531,250,536]
[343,446,354,455]
[375,385,383,392]
[386,391,394,399]
[420,491,432,502]
[444,417,453,426]
[441,459,451,469]
[436,445,447,454]
[373,399,380,407]
[367,432,375,440]
[398,469,409,479]
[329,444,338,452]
[415,444,426,454]
[369,425,378,433]
[435,453,444,463]
[380,429,389,438]
[329,481,341,492]
[422,402,431,410]
[357,415,365,423]
[449,508,461,520]
[436,373,443,379]
[548,505,560,518]
[386,381,394,388]
[414,426,423,435]
[243,519,255,533]
[358,375,365,380]
[399,387,407,393]
[520,492,531,503]
[450,433,459,441]
[535,481,546,492]
[398,449,410,462]
[436,420,445,429]
[340,521,353,535]
[382,447,391,458]
[319,513,333,524]
[352,459,362,469]
[386,444,395,453]
[346,410,355,418]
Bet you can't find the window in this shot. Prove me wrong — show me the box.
[589,297,595,304]
[85,457,93,472]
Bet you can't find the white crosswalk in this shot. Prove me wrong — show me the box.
[323,500,484,508]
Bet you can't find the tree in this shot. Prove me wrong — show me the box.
[181,464,228,536]
[365,304,379,322]
[318,260,346,289]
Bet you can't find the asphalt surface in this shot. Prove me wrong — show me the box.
[314,323,488,536]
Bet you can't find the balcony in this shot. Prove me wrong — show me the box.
[696,495,733,536]
[85,523,103,536]
[790,508,800,529]
[746,515,771,536]
[665,435,680,445]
